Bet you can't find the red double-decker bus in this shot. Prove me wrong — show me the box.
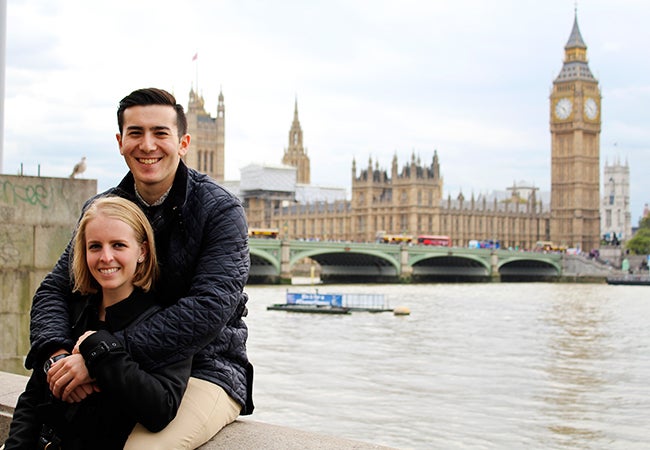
[417,235,452,247]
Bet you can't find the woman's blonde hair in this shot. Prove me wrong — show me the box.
[71,196,158,295]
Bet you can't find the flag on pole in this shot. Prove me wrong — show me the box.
[192,53,198,61]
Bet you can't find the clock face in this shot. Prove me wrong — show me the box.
[584,98,598,120]
[555,98,572,120]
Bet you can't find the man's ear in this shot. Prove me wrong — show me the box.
[178,134,191,157]
[116,133,125,155]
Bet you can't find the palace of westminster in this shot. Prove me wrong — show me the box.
[182,14,631,252]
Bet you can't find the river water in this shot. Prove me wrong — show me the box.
[243,282,650,449]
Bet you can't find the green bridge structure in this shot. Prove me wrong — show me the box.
[249,240,564,283]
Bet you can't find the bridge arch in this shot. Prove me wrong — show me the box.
[497,255,562,281]
[409,253,492,281]
[289,243,401,282]
[249,246,281,283]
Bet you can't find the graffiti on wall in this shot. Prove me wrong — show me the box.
[0,228,24,267]
[1,180,54,209]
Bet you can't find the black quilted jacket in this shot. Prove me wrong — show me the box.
[5,289,192,449]
[26,162,254,414]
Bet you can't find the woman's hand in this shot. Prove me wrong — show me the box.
[74,330,96,352]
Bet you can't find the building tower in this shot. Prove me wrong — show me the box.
[184,87,225,182]
[600,158,632,244]
[550,12,601,251]
[282,99,310,184]
[350,152,443,242]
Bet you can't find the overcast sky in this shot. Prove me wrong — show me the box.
[4,0,650,221]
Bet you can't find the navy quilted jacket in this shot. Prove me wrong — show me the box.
[26,162,254,414]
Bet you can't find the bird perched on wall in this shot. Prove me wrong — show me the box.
[70,156,87,178]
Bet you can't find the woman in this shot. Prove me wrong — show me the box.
[3,196,192,449]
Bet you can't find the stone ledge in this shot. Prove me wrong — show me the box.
[201,419,393,450]
[0,371,393,449]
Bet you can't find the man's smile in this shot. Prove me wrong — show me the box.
[137,157,161,165]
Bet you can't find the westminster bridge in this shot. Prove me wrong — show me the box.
[248,239,568,283]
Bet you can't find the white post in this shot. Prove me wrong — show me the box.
[0,0,6,173]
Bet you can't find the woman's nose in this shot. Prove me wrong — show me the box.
[99,247,113,262]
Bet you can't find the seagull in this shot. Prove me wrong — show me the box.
[70,156,87,178]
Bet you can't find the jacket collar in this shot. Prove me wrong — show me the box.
[72,288,157,333]
[115,160,189,209]
[104,288,157,330]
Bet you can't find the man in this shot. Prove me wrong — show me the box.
[24,88,253,448]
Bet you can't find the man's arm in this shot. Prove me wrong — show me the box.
[117,198,250,371]
[25,241,76,369]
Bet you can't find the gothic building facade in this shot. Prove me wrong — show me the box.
[264,148,550,248]
[184,88,225,182]
[184,13,600,251]
[600,159,632,243]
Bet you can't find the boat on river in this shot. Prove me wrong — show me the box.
[606,274,650,286]
[267,291,393,314]
[266,303,351,314]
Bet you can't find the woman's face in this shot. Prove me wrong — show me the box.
[85,214,145,303]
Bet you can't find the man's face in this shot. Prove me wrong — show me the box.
[116,105,189,193]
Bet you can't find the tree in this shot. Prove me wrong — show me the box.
[639,215,650,230]
[626,218,650,254]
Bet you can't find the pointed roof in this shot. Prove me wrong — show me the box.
[565,13,587,50]
[293,97,299,124]
[555,11,595,82]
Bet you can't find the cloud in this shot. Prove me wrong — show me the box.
[3,0,650,221]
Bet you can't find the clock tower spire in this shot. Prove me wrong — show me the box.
[550,11,601,251]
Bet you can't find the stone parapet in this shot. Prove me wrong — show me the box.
[0,371,394,450]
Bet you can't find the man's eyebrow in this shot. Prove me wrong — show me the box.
[125,125,172,132]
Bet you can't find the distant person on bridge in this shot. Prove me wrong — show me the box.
[16,88,253,449]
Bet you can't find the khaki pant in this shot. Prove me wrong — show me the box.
[124,377,241,450]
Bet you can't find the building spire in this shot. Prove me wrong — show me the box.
[565,10,587,50]
[555,9,594,82]
[294,96,299,123]
[282,96,310,184]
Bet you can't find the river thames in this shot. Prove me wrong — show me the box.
[243,282,650,449]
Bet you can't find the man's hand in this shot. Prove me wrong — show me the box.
[46,353,98,402]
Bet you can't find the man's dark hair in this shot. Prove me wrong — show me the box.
[117,88,188,138]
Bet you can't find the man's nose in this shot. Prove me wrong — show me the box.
[140,132,156,152]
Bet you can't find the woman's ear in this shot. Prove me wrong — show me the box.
[138,243,148,263]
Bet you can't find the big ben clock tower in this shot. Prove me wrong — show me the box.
[550,12,601,251]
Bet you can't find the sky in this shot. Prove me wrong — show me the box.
[3,0,650,222]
